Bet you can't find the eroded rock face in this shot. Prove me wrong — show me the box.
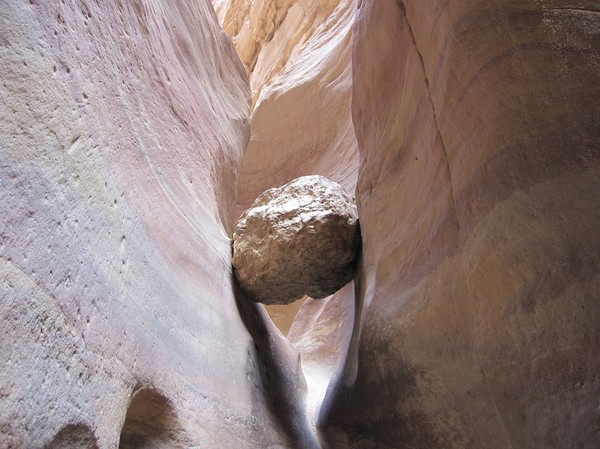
[213,0,359,217]
[315,1,600,448]
[232,176,360,305]
[0,1,315,448]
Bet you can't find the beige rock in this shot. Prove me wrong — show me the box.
[4,0,598,447]
[232,176,360,305]
[314,1,600,448]
[215,0,359,335]
[212,0,340,105]
[213,0,359,218]
[264,296,309,335]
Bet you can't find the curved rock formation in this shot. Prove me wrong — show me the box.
[213,0,359,216]
[316,1,600,448]
[232,175,360,305]
[213,0,340,102]
[3,0,599,448]
[0,1,315,448]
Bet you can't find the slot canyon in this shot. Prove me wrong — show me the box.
[1,0,599,448]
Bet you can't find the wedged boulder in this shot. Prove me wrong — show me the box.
[232,175,360,305]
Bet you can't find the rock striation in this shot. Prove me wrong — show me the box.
[314,1,600,448]
[214,0,360,334]
[232,176,360,305]
[3,0,599,448]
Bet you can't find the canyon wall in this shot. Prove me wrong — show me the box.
[213,0,359,334]
[2,0,599,448]
[213,0,359,216]
[0,1,315,447]
[315,1,600,448]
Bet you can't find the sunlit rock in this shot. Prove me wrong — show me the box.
[213,0,360,217]
[232,175,360,305]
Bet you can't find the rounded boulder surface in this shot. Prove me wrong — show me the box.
[232,175,361,305]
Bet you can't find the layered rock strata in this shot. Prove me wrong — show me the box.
[233,175,360,305]
[3,0,599,448]
[315,1,600,448]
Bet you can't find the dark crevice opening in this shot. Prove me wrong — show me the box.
[46,423,99,449]
[118,388,187,449]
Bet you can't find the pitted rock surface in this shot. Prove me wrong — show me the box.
[232,175,360,305]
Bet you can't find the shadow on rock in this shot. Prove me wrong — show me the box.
[232,274,322,449]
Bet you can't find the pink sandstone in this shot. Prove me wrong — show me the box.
[2,0,599,448]
[311,1,600,448]
[0,1,317,448]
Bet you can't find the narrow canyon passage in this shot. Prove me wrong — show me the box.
[1,1,598,448]
[214,1,363,446]
[215,1,600,448]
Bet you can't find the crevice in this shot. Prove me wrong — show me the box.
[399,2,462,242]
[46,423,98,449]
[118,387,189,449]
[232,275,321,449]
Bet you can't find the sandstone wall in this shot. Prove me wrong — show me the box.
[213,0,359,216]
[0,1,314,447]
[4,0,599,447]
[316,1,600,448]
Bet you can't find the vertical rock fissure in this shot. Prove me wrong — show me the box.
[398,2,462,241]
[397,5,516,449]
[232,278,323,449]
[213,2,360,447]
[231,175,361,448]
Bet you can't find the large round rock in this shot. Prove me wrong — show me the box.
[232,175,361,305]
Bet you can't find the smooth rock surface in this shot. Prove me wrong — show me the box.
[213,0,359,216]
[314,1,600,448]
[0,1,317,448]
[4,0,599,448]
[288,282,356,432]
[232,176,360,305]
